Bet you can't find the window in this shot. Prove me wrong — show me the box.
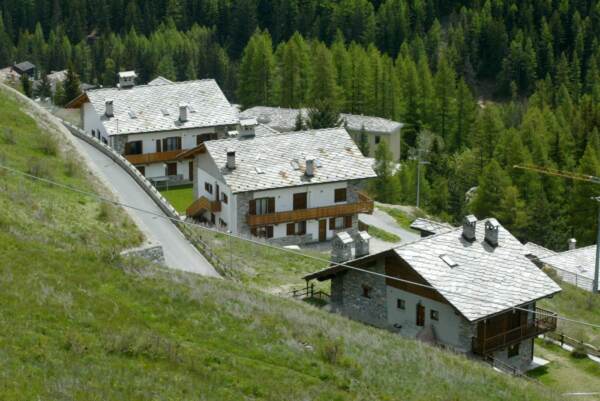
[397,299,405,310]
[329,216,353,230]
[293,192,308,210]
[210,213,216,224]
[124,140,143,155]
[375,136,381,144]
[361,284,372,298]
[286,221,306,236]
[250,197,275,216]
[205,182,213,194]
[196,133,214,145]
[156,139,162,152]
[334,188,347,203]
[430,310,439,321]
[219,218,227,228]
[165,162,177,176]
[252,225,274,239]
[222,193,228,204]
[162,136,182,151]
[508,343,520,358]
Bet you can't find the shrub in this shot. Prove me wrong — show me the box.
[1,127,16,144]
[98,202,117,222]
[64,155,79,177]
[26,157,53,179]
[38,133,59,156]
[571,344,588,359]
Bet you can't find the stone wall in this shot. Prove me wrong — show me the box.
[120,243,165,265]
[491,338,534,373]
[110,134,127,155]
[268,233,313,246]
[235,191,253,236]
[330,257,388,328]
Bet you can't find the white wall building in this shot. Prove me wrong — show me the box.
[179,127,377,244]
[68,75,239,181]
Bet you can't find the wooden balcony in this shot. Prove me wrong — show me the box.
[247,192,374,227]
[125,150,183,165]
[186,196,221,217]
[472,307,557,355]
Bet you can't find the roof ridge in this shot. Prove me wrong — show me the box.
[87,78,217,93]
[541,243,597,259]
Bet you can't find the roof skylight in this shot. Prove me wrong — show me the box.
[440,254,458,268]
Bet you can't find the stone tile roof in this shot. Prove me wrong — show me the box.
[540,245,597,281]
[86,79,239,136]
[204,128,377,193]
[239,106,403,134]
[392,220,561,321]
[306,219,561,322]
[410,218,454,235]
[522,242,557,260]
[14,61,35,72]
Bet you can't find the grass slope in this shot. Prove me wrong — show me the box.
[368,225,401,243]
[159,184,194,213]
[0,88,559,400]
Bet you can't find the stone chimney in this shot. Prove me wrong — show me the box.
[305,157,315,177]
[118,71,137,88]
[331,232,354,264]
[179,103,188,123]
[105,99,114,117]
[353,231,371,258]
[462,215,477,242]
[226,149,236,170]
[239,118,257,138]
[485,218,500,247]
[568,238,577,250]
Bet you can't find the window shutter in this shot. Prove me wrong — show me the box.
[268,198,275,213]
[287,223,295,236]
[162,138,167,151]
[249,199,256,215]
[156,139,161,152]
[176,137,182,150]
[344,215,352,228]
[267,226,273,238]
[329,217,336,229]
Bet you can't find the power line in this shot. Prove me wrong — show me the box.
[2,162,600,330]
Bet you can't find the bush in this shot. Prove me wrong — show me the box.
[38,133,59,156]
[98,202,117,223]
[571,344,588,359]
[1,127,16,144]
[26,157,53,179]
[64,155,79,177]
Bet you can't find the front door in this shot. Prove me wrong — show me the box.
[319,219,327,242]
[188,161,193,181]
[416,304,425,327]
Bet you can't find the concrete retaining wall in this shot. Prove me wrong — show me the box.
[120,243,165,264]
[62,121,182,221]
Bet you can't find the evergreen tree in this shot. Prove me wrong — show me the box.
[157,55,177,81]
[102,58,117,87]
[34,73,52,99]
[20,74,32,98]
[237,30,277,108]
[451,78,476,152]
[278,32,311,108]
[294,111,306,131]
[372,139,398,202]
[63,64,81,105]
[433,56,456,141]
[358,124,370,156]
[308,42,340,108]
[471,159,512,218]
[570,141,600,244]
[306,100,342,129]
[53,81,66,105]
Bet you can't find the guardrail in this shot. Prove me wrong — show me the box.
[61,121,182,221]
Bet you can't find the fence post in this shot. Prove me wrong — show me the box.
[560,333,564,347]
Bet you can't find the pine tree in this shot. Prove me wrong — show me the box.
[294,111,306,131]
[570,141,600,244]
[451,78,476,152]
[278,32,311,108]
[471,159,512,218]
[308,42,340,109]
[102,58,117,87]
[433,56,456,141]
[20,74,32,98]
[34,72,52,99]
[306,100,342,129]
[0,13,14,67]
[157,55,177,81]
[358,124,370,156]
[237,30,277,108]
[63,64,81,105]
[373,139,398,202]
[53,81,66,106]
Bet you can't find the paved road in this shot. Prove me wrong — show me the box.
[76,138,219,277]
[359,206,421,253]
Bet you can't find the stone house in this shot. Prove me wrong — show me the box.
[304,216,561,372]
[239,106,404,161]
[178,127,377,244]
[66,73,239,181]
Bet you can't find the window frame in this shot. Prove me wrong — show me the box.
[430,309,439,321]
[124,140,143,155]
[361,284,372,299]
[507,343,520,358]
[162,136,182,152]
[222,193,228,204]
[334,188,347,203]
[397,299,405,310]
[205,182,213,194]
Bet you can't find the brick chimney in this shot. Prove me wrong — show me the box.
[462,215,477,242]
[485,218,500,247]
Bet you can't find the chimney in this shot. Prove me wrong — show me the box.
[118,71,137,88]
[485,218,500,247]
[331,232,354,264]
[462,215,477,242]
[239,118,257,138]
[568,238,577,250]
[305,157,315,177]
[226,149,236,169]
[105,99,114,117]
[179,103,188,122]
[353,231,372,258]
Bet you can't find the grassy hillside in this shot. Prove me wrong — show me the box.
[0,87,559,400]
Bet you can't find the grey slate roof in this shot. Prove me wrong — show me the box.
[540,245,597,281]
[307,219,561,322]
[13,61,35,72]
[410,218,454,235]
[86,79,238,136]
[239,106,403,134]
[203,128,377,193]
[523,242,557,260]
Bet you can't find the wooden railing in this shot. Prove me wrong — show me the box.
[247,192,374,226]
[472,308,557,355]
[186,196,221,217]
[125,149,183,165]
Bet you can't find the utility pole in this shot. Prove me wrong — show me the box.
[411,137,429,209]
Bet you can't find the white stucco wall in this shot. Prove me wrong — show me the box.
[349,127,402,161]
[252,182,348,212]
[82,102,109,142]
[386,286,468,351]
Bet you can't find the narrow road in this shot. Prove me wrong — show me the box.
[76,138,219,277]
[359,208,420,244]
